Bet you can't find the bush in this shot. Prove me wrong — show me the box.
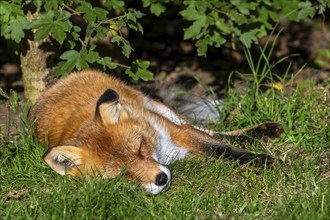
[0,0,328,79]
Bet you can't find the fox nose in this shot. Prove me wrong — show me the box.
[155,172,168,186]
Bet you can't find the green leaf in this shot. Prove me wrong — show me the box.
[86,49,100,63]
[77,58,89,70]
[54,47,103,76]
[53,50,81,75]
[76,2,96,23]
[231,0,258,15]
[258,6,273,29]
[33,25,52,41]
[131,9,144,18]
[298,1,316,20]
[52,20,72,44]
[150,3,166,16]
[29,11,53,28]
[9,16,29,43]
[142,0,169,16]
[72,25,81,40]
[0,2,24,23]
[54,48,95,76]
[30,12,72,43]
[180,4,203,21]
[104,0,125,11]
[76,48,92,70]
[0,2,28,42]
[76,2,109,23]
[209,32,226,48]
[122,43,132,58]
[196,38,209,57]
[0,23,10,38]
[33,0,42,8]
[125,9,144,34]
[127,9,144,21]
[111,35,133,58]
[239,29,259,47]
[127,22,144,34]
[53,61,75,76]
[142,0,151,7]
[280,1,300,20]
[215,19,230,34]
[44,1,59,10]
[95,25,109,40]
[111,35,123,44]
[136,69,154,81]
[233,13,249,25]
[94,7,109,21]
[125,69,138,81]
[125,60,153,81]
[183,15,207,40]
[97,57,117,70]
[60,50,80,60]
[135,60,149,69]
[257,25,267,38]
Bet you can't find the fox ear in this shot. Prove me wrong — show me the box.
[95,89,122,125]
[43,146,84,176]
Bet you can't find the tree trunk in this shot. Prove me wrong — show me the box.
[20,39,48,104]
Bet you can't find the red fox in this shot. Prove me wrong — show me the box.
[31,70,282,194]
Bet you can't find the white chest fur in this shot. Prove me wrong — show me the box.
[150,119,189,165]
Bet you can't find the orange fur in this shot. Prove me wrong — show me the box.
[31,70,279,194]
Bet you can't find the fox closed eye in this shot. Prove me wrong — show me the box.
[138,139,153,159]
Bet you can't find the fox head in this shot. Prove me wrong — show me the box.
[42,89,171,194]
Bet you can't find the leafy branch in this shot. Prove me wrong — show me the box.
[143,0,329,56]
[0,0,328,81]
[0,0,153,81]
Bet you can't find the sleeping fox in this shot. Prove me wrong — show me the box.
[31,70,282,194]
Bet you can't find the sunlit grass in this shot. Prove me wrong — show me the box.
[1,56,329,219]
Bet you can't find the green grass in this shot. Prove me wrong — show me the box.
[1,67,329,218]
